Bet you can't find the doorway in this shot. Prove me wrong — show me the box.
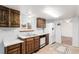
[61,20,72,46]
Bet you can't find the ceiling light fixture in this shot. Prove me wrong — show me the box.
[65,19,72,23]
[43,7,60,18]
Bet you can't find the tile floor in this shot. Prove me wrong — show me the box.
[35,43,79,54]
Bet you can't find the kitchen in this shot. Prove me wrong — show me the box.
[0,5,79,54]
[0,5,51,54]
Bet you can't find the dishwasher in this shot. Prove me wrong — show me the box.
[40,35,46,48]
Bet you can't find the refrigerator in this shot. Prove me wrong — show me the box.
[45,23,55,44]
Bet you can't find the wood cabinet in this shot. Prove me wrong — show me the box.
[5,43,22,54]
[5,34,49,54]
[10,9,20,27]
[37,18,46,28]
[34,36,40,51]
[22,37,40,54]
[20,34,49,54]
[0,5,20,27]
[0,5,9,27]
[26,38,34,54]
[45,34,49,45]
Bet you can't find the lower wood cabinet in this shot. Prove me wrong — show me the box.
[5,43,22,54]
[45,34,49,45]
[34,36,40,52]
[23,34,48,54]
[5,34,49,54]
[23,37,40,54]
[26,38,34,54]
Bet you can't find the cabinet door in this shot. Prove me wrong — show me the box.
[26,38,34,54]
[10,9,20,27]
[5,43,21,54]
[37,18,46,28]
[45,34,49,45]
[7,48,20,54]
[0,6,20,27]
[14,13,20,27]
[0,9,3,26]
[0,6,9,27]
[34,36,40,51]
[3,9,9,26]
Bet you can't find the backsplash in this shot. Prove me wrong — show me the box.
[0,28,19,41]
[0,28,47,41]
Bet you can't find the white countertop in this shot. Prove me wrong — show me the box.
[4,39,24,47]
[3,32,49,47]
[18,32,49,39]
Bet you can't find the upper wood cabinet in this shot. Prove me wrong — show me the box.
[0,5,9,27]
[37,18,46,28]
[10,9,20,27]
[0,5,20,27]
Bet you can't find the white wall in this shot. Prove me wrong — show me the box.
[0,38,4,54]
[0,28,19,41]
[54,19,73,44]
[0,42,4,54]
[61,20,72,37]
[72,17,79,47]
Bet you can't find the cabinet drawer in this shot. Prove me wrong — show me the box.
[6,44,20,51]
[7,47,20,54]
[7,48,20,54]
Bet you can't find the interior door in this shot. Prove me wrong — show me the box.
[55,23,62,43]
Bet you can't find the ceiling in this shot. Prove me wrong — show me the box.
[4,5,79,22]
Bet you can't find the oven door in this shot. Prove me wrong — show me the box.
[40,37,46,48]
